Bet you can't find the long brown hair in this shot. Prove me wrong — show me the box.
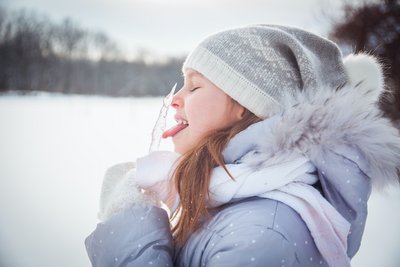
[171,109,261,248]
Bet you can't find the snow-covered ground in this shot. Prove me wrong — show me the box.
[0,93,399,267]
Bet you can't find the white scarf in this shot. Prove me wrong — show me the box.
[134,150,351,267]
[208,155,351,267]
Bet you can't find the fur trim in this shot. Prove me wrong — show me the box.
[249,80,400,189]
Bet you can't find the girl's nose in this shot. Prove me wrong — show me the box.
[171,89,183,109]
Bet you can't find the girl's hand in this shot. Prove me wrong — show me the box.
[136,151,181,213]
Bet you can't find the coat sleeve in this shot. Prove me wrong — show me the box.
[85,205,174,267]
[203,225,296,267]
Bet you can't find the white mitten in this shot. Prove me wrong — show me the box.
[98,162,148,221]
[136,151,181,213]
[97,151,181,222]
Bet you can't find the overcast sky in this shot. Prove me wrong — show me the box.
[2,0,350,59]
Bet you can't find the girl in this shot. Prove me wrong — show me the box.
[85,25,400,267]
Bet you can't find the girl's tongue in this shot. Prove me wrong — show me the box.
[162,123,188,138]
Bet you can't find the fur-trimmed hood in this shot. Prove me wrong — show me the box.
[224,53,400,187]
[222,53,400,258]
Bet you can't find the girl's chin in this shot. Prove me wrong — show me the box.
[173,145,187,155]
[172,139,193,155]
[172,131,202,154]
[172,139,184,154]
[173,140,188,154]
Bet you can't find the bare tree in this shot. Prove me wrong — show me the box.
[92,31,121,61]
[54,18,87,58]
[329,0,400,123]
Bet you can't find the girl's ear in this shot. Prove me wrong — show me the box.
[237,105,246,120]
[230,98,246,120]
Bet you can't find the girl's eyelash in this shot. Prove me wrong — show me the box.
[190,87,200,92]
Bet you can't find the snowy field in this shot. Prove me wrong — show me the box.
[0,93,399,267]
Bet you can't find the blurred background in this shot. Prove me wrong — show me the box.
[0,0,399,266]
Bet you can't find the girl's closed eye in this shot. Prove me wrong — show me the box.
[190,87,200,92]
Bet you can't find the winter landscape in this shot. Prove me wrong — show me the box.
[0,93,399,267]
[1,0,399,266]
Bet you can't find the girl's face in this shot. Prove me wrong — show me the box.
[165,69,245,154]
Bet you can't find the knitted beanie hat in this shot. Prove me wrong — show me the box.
[182,24,349,119]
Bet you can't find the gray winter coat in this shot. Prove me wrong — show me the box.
[85,64,400,266]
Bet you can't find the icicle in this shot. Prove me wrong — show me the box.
[149,83,177,152]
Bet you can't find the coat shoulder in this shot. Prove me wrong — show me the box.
[206,198,303,234]
[178,197,326,267]
[210,198,318,243]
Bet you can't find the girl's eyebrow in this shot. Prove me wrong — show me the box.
[183,72,195,81]
[182,71,203,87]
[183,70,202,80]
[182,73,195,86]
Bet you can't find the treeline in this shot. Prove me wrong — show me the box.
[330,0,400,123]
[0,5,183,96]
